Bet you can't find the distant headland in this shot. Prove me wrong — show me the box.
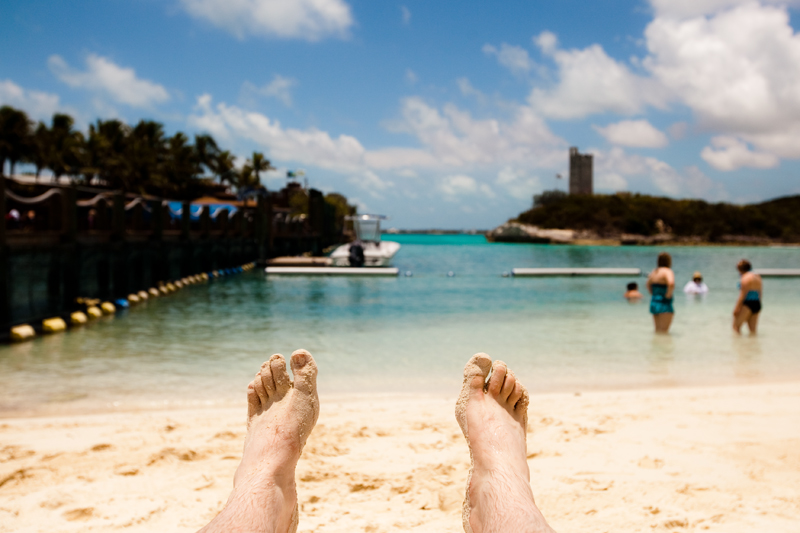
[487,190,800,246]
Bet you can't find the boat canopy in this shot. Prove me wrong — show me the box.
[346,214,386,242]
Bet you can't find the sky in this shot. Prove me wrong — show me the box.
[2,0,800,229]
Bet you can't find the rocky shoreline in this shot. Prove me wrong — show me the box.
[485,221,793,246]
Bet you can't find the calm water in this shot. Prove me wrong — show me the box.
[2,235,800,415]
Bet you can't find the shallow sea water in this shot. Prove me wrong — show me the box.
[1,235,799,415]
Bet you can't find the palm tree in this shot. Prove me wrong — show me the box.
[28,122,50,179]
[213,150,236,185]
[247,151,273,186]
[48,113,83,181]
[162,132,201,197]
[0,106,32,177]
[128,120,166,194]
[194,134,219,177]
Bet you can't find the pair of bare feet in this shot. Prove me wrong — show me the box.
[198,351,554,533]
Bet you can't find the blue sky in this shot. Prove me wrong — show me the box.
[3,0,800,229]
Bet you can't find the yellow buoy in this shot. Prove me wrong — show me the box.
[159,285,169,295]
[70,311,88,325]
[174,280,184,289]
[42,317,67,334]
[100,302,116,315]
[138,290,149,300]
[86,306,103,319]
[201,273,209,281]
[166,282,177,292]
[128,293,140,304]
[10,324,36,342]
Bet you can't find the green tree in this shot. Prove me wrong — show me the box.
[247,151,273,186]
[28,122,50,178]
[48,113,84,180]
[128,120,166,194]
[213,150,237,185]
[0,106,32,177]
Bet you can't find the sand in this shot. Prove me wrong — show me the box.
[1,382,800,533]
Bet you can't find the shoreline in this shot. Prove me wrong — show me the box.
[2,381,799,531]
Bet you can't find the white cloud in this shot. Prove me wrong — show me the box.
[530,33,668,119]
[401,5,411,24]
[648,0,800,19]
[595,147,727,199]
[495,167,542,200]
[534,31,558,55]
[188,94,366,172]
[376,97,564,169]
[178,0,353,41]
[594,119,669,148]
[348,170,394,198]
[48,54,169,108]
[456,77,486,104]
[700,136,780,170]
[595,172,629,191]
[0,80,61,120]
[438,174,494,198]
[483,43,534,75]
[243,75,297,106]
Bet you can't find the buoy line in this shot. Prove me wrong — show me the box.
[8,262,257,343]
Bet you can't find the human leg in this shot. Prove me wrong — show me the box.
[198,350,319,533]
[733,308,752,334]
[455,354,555,533]
[654,312,673,333]
[747,311,760,335]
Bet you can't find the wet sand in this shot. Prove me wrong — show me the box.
[1,382,799,532]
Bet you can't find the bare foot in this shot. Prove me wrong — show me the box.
[455,353,555,533]
[199,350,319,533]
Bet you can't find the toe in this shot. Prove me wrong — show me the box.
[487,360,508,397]
[500,370,516,402]
[260,362,276,397]
[463,353,492,394]
[252,372,269,406]
[247,381,261,418]
[515,383,530,422]
[290,349,318,396]
[508,380,523,408]
[270,353,292,397]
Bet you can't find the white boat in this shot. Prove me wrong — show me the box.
[330,215,401,267]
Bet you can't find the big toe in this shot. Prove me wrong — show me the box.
[463,353,492,393]
[290,349,318,396]
[270,353,292,397]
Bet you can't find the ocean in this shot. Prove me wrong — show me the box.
[1,234,799,416]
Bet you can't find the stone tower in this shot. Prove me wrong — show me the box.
[569,147,593,195]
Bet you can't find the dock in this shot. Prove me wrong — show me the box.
[755,269,800,277]
[267,257,333,267]
[265,267,399,276]
[511,268,641,277]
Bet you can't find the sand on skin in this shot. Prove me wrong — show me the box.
[1,382,800,533]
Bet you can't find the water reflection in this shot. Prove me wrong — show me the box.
[647,333,675,378]
[732,335,762,378]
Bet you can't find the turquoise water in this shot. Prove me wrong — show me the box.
[2,235,800,415]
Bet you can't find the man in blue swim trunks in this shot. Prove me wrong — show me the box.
[733,259,762,335]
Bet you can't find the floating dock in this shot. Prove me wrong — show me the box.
[265,267,399,276]
[511,267,641,277]
[267,257,333,267]
[755,269,800,277]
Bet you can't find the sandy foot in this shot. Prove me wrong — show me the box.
[455,353,554,533]
[198,349,319,533]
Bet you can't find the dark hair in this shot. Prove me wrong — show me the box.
[657,252,672,268]
[737,259,752,273]
[627,282,638,291]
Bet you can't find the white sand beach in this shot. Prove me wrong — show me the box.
[1,382,800,533]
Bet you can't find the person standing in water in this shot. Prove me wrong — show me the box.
[733,259,762,335]
[647,252,675,333]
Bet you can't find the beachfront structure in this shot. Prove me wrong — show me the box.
[569,147,593,195]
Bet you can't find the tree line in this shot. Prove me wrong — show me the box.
[0,105,273,198]
[518,190,800,241]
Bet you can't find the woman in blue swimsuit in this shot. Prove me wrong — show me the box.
[646,252,675,333]
[733,259,762,334]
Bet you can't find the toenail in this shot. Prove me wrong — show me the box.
[294,352,306,365]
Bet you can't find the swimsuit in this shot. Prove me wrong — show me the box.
[743,290,761,314]
[650,283,674,315]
